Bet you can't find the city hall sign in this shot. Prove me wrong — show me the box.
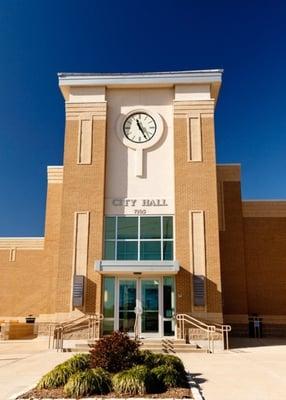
[105,197,173,215]
[112,198,168,207]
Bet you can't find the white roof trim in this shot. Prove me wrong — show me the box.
[58,70,223,87]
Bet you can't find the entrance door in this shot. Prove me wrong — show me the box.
[117,278,160,337]
[140,279,160,336]
[118,279,137,333]
[107,277,175,338]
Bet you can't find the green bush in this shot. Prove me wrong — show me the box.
[90,331,140,373]
[159,354,186,375]
[112,365,156,395]
[63,353,91,371]
[37,353,91,389]
[64,368,111,397]
[138,351,188,388]
[138,350,160,368]
[152,364,187,388]
[37,364,72,389]
[139,351,185,372]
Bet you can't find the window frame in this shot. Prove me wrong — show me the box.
[104,215,174,261]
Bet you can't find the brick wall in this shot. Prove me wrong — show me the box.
[55,104,107,314]
[0,174,62,317]
[174,101,223,319]
[219,168,286,335]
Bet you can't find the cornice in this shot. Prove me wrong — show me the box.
[243,201,286,218]
[47,166,63,184]
[58,69,223,102]
[0,237,44,249]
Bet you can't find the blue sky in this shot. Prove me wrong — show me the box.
[0,0,286,236]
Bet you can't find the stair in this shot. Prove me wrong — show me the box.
[140,339,206,353]
[188,328,222,340]
[65,338,206,353]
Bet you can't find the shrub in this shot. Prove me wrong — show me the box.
[37,364,73,389]
[90,331,140,373]
[63,353,91,371]
[37,353,91,389]
[138,350,160,369]
[139,351,185,371]
[64,368,111,397]
[138,351,188,388]
[112,365,156,395]
[159,354,186,376]
[152,364,187,388]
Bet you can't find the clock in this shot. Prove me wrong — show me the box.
[116,109,164,177]
[123,112,157,143]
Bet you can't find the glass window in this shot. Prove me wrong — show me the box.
[163,217,173,239]
[103,216,174,261]
[140,241,161,260]
[104,241,115,260]
[105,217,116,240]
[163,276,175,336]
[117,241,138,260]
[163,241,173,260]
[140,217,161,239]
[117,217,138,239]
[103,277,115,318]
[103,319,114,335]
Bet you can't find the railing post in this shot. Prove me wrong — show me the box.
[88,317,91,340]
[226,327,229,350]
[56,328,59,352]
[60,326,64,352]
[48,324,51,349]
[222,327,225,350]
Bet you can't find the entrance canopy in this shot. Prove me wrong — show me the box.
[95,260,179,275]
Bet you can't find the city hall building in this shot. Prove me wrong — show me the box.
[1,70,286,337]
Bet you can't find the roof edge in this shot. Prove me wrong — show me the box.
[58,69,223,87]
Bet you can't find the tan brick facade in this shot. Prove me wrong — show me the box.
[0,70,285,337]
[174,101,223,322]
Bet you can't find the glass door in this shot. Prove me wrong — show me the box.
[118,279,137,333]
[140,279,160,336]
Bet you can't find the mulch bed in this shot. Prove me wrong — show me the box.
[19,387,192,399]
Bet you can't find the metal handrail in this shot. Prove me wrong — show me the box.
[184,315,231,350]
[49,313,103,351]
[176,314,231,352]
[134,312,139,340]
[176,314,216,353]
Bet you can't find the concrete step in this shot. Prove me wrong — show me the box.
[66,339,204,353]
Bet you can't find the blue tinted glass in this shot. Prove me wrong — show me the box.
[118,217,138,239]
[140,217,161,239]
[117,241,138,260]
[103,319,114,335]
[163,241,173,260]
[104,241,115,260]
[103,277,115,317]
[140,241,161,260]
[163,217,173,239]
[105,217,116,239]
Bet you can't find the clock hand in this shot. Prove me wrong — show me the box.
[136,119,147,139]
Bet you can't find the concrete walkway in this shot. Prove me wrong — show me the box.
[0,337,71,400]
[1,337,286,400]
[179,338,286,400]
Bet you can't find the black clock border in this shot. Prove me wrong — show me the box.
[123,111,157,144]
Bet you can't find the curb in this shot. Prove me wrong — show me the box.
[12,373,201,400]
[187,372,205,400]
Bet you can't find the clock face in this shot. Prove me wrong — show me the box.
[123,112,157,143]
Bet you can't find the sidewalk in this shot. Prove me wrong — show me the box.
[179,338,286,400]
[0,338,71,400]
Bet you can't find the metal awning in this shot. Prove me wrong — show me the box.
[95,260,179,275]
